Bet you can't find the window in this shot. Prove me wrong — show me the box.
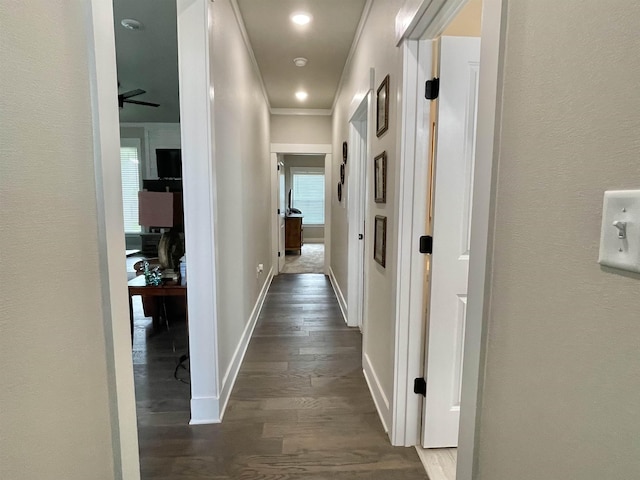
[291,168,325,225]
[120,139,142,233]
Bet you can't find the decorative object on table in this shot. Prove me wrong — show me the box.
[374,215,387,267]
[340,163,345,185]
[143,260,162,286]
[337,182,342,202]
[374,151,387,203]
[138,190,185,270]
[376,74,390,137]
[342,141,348,164]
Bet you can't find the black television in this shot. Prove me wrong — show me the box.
[156,149,182,178]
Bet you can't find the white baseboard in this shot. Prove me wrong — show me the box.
[363,352,391,433]
[217,267,274,419]
[328,266,347,325]
[190,395,221,425]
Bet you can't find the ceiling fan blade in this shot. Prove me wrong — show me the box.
[124,99,160,108]
[119,89,145,99]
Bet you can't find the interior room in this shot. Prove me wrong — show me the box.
[281,154,326,274]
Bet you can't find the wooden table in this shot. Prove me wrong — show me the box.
[128,275,187,338]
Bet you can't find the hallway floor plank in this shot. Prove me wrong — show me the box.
[137,274,427,479]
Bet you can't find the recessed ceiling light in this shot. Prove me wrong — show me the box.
[293,57,308,67]
[121,18,142,30]
[291,13,312,25]
[295,91,308,101]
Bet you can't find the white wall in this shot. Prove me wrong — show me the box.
[271,114,332,144]
[475,2,640,479]
[0,1,117,479]
[331,0,405,428]
[209,0,272,388]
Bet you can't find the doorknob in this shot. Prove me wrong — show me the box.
[358,234,364,240]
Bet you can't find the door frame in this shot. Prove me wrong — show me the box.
[270,143,333,276]
[346,92,372,329]
[392,1,506,480]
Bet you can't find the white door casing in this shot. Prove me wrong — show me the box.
[278,161,286,272]
[347,92,371,329]
[422,36,481,448]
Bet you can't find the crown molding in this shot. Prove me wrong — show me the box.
[331,0,374,112]
[229,0,271,109]
[270,108,332,116]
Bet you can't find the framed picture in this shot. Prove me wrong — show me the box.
[340,163,345,184]
[374,215,387,267]
[337,182,342,202]
[376,74,390,137]
[342,141,348,163]
[374,151,386,203]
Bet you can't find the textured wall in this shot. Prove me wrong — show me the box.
[0,1,116,479]
[477,1,640,478]
[271,114,332,145]
[209,0,272,376]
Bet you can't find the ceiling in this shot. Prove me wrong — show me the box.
[112,0,367,122]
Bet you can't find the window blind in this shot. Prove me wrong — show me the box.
[120,145,142,233]
[292,170,325,225]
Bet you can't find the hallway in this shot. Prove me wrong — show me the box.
[138,274,426,479]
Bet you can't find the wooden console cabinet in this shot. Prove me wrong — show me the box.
[285,215,303,254]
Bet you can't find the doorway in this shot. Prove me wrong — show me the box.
[279,155,327,274]
[270,143,333,278]
[392,0,504,480]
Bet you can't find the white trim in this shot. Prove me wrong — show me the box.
[395,0,468,43]
[347,92,371,329]
[270,143,332,154]
[86,0,140,477]
[229,0,271,109]
[363,353,391,433]
[189,396,221,425]
[391,38,433,447]
[270,108,332,116]
[457,1,506,479]
[331,0,374,113]
[271,153,281,274]
[177,0,221,425]
[270,144,333,276]
[218,268,274,418]
[328,267,348,325]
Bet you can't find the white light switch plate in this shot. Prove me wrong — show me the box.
[598,190,640,273]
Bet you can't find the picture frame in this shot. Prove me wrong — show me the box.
[374,215,387,267]
[337,182,342,202]
[376,74,390,137]
[374,151,387,203]
[340,163,345,185]
[342,141,348,164]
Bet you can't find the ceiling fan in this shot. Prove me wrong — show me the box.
[118,88,160,109]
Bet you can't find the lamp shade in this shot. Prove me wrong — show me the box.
[138,191,183,228]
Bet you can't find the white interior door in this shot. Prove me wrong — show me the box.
[278,162,286,272]
[422,36,481,448]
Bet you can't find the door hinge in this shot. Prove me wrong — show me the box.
[414,377,426,396]
[277,164,281,171]
[277,208,281,215]
[278,251,281,257]
[425,78,440,100]
[419,235,433,254]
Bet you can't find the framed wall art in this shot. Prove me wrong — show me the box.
[376,74,390,137]
[374,215,387,267]
[342,141,348,164]
[337,182,342,202]
[340,163,345,185]
[374,151,386,203]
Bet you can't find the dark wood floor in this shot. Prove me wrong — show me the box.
[135,273,427,479]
